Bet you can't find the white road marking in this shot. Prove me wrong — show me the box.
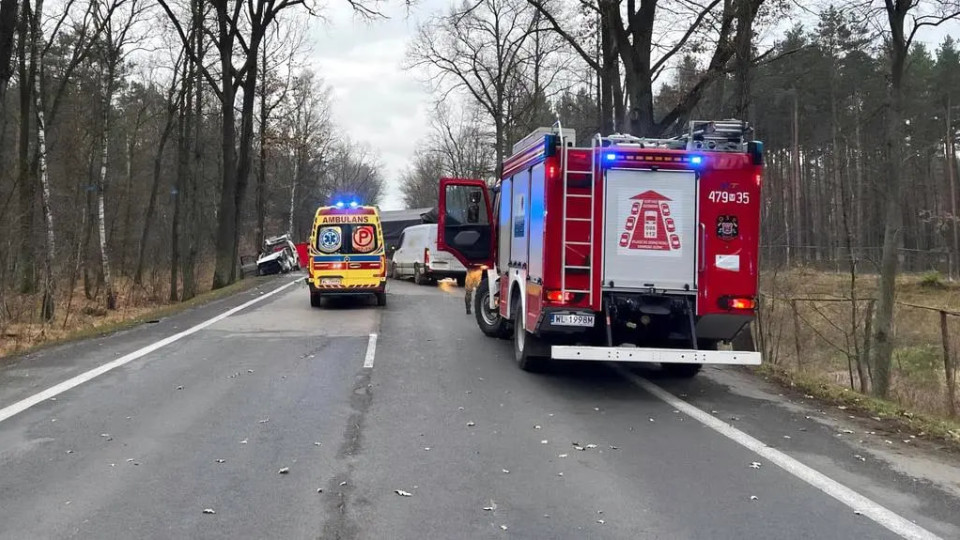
[0,279,300,425]
[614,366,941,540]
[363,333,378,369]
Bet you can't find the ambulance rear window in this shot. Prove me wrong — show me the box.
[315,224,380,255]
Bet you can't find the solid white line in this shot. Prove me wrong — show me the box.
[0,278,300,425]
[363,333,378,369]
[613,366,941,540]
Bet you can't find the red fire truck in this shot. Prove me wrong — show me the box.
[437,120,763,376]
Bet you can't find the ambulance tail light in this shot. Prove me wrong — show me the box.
[545,290,575,304]
[424,248,430,266]
[719,296,756,311]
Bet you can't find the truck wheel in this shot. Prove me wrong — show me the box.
[661,363,702,378]
[376,292,387,307]
[475,278,509,338]
[513,296,548,372]
[413,264,427,285]
[456,275,466,287]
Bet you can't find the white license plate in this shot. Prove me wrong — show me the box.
[321,278,342,286]
[551,314,595,327]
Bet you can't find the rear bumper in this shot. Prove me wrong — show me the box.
[308,277,385,296]
[550,346,761,365]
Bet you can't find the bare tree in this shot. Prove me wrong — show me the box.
[91,0,144,310]
[406,0,550,169]
[868,0,960,398]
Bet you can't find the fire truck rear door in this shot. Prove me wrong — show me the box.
[437,178,495,268]
[602,169,698,292]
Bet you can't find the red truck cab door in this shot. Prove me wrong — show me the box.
[437,178,495,268]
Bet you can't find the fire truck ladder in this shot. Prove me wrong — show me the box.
[557,119,595,304]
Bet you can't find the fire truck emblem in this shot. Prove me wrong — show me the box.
[716,215,739,240]
[620,190,681,252]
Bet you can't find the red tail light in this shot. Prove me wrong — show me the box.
[545,290,574,303]
[424,248,430,265]
[720,296,756,311]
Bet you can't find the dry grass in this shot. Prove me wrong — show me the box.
[757,267,960,432]
[0,267,264,360]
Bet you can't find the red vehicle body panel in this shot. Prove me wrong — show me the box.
[295,242,309,269]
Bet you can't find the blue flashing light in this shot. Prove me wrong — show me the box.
[335,201,345,208]
[605,153,617,161]
[349,201,359,208]
[690,155,704,165]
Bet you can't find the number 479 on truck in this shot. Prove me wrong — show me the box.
[438,120,764,376]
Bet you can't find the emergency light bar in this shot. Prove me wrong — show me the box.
[602,152,704,166]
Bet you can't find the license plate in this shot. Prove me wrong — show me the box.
[551,314,595,327]
[321,278,342,286]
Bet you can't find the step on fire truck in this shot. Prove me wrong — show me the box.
[437,120,763,376]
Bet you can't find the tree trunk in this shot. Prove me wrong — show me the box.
[0,0,18,97]
[97,63,117,310]
[733,0,753,119]
[872,7,909,399]
[256,43,267,250]
[16,0,36,294]
[288,151,299,235]
[135,101,176,285]
[211,3,239,289]
[33,37,54,321]
[947,96,958,279]
[182,1,203,301]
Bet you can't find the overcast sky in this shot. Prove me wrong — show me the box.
[305,1,960,212]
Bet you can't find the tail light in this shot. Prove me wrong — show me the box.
[719,296,756,311]
[424,248,430,265]
[545,290,574,303]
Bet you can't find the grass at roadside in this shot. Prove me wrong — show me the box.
[756,350,960,452]
[0,275,273,361]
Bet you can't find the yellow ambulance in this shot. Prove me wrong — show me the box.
[307,202,387,307]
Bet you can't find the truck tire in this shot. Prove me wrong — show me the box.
[376,292,387,307]
[310,292,322,308]
[475,277,510,338]
[661,363,702,378]
[513,295,548,372]
[413,264,428,285]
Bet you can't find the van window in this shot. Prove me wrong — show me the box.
[316,223,380,254]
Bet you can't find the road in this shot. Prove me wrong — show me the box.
[1,276,959,539]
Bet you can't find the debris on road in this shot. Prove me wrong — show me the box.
[424,447,431,451]
[177,386,183,390]
[783,435,791,439]
[240,439,248,444]
[557,472,563,476]
[66,450,73,454]
[841,429,855,434]
[854,510,863,516]
[574,446,585,451]
[317,488,323,493]
[278,467,290,474]
[395,490,413,497]
[215,459,226,464]
[502,469,510,474]
[559,453,568,458]
[750,496,758,501]
[203,508,216,515]
[609,446,619,450]
[467,421,476,427]
[500,525,508,531]
[586,444,597,449]
[854,454,866,462]
[749,462,761,469]
[339,481,347,486]
[649,418,655,422]
[259,418,270,424]
[541,440,549,444]
[247,369,254,373]
[597,520,605,525]
[314,442,322,447]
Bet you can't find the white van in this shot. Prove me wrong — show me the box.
[390,223,468,286]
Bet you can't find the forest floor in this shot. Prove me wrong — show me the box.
[757,268,960,449]
[0,269,268,360]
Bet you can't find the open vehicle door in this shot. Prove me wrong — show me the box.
[437,178,494,268]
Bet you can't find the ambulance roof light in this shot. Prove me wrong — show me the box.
[349,201,359,208]
[335,201,345,208]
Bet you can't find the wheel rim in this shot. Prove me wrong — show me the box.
[516,309,525,352]
[479,291,498,326]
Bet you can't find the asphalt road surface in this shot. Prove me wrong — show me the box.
[2,276,960,539]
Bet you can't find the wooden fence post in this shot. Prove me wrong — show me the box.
[791,299,802,371]
[942,310,958,418]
